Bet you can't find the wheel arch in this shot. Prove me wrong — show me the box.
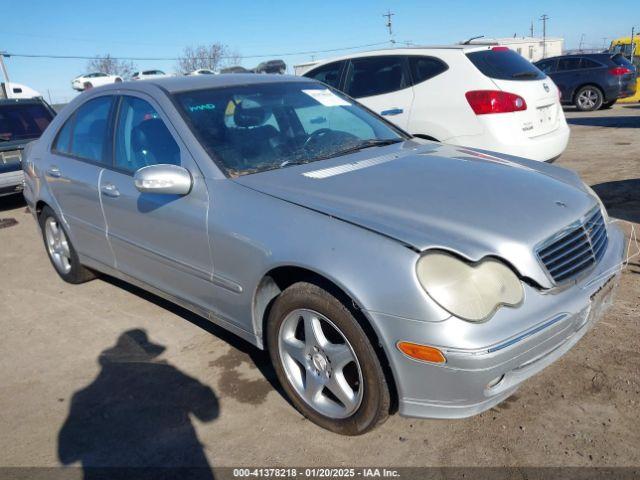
[572,83,604,103]
[254,265,399,413]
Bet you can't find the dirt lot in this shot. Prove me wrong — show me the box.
[1,105,639,470]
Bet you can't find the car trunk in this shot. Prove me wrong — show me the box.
[466,48,562,138]
[490,77,561,137]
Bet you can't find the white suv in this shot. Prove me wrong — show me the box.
[299,46,570,162]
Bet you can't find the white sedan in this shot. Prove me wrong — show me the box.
[71,73,122,91]
[132,70,168,81]
[189,69,217,75]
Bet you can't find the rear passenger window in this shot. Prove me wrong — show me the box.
[580,58,602,69]
[114,96,180,173]
[345,56,408,98]
[407,56,448,84]
[305,61,344,89]
[557,58,581,71]
[53,116,75,154]
[69,96,113,163]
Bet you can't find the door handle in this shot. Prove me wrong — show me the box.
[381,108,403,116]
[101,183,120,198]
[46,166,62,178]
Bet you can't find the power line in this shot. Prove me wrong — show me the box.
[1,41,391,62]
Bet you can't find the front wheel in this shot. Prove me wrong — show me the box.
[39,206,95,284]
[574,86,603,111]
[267,282,390,435]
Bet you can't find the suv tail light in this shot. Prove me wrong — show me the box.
[609,66,632,76]
[465,90,527,115]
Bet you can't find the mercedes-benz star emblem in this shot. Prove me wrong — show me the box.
[543,83,550,93]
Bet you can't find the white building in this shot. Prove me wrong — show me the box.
[467,37,564,62]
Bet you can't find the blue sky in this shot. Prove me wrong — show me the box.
[2,0,636,103]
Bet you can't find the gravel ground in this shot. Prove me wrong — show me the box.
[0,104,638,470]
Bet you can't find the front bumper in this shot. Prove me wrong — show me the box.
[447,116,570,162]
[366,222,625,419]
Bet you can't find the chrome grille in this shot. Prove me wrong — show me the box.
[537,208,608,284]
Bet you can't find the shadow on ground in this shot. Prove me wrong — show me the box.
[58,329,219,479]
[0,194,26,213]
[101,276,284,403]
[592,179,640,224]
[567,116,640,128]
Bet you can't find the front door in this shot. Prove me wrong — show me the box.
[343,55,414,130]
[99,94,214,310]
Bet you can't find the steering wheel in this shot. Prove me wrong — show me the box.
[303,128,334,150]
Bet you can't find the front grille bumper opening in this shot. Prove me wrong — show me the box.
[537,208,608,284]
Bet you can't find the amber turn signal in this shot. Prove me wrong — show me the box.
[397,341,446,364]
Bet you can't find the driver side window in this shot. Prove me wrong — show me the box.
[114,96,180,173]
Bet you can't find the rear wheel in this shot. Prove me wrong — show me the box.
[39,206,95,284]
[600,99,616,109]
[267,282,390,435]
[574,86,603,111]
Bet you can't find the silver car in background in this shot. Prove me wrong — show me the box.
[22,75,624,435]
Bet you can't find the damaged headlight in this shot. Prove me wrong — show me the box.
[416,251,524,322]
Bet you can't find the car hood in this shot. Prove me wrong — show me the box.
[233,141,597,288]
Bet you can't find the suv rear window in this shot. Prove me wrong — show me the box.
[467,49,546,81]
[612,54,634,69]
[0,102,54,142]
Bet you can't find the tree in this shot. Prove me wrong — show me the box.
[87,54,137,80]
[176,43,242,74]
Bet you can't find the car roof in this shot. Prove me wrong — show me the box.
[0,97,47,106]
[103,73,316,94]
[299,45,489,71]
[539,53,612,61]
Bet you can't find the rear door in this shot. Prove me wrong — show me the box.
[342,55,414,130]
[467,48,562,138]
[44,95,115,266]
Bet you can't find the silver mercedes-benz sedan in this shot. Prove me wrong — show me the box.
[22,74,624,435]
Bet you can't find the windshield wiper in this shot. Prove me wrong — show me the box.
[512,71,539,79]
[311,138,403,161]
[279,159,310,168]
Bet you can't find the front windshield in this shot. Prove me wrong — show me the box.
[174,81,405,177]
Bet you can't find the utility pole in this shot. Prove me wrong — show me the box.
[530,21,534,37]
[0,52,10,83]
[383,10,395,45]
[540,14,549,58]
[602,37,608,50]
[631,27,636,64]
[579,33,585,51]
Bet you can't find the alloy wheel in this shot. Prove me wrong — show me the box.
[577,89,599,110]
[44,217,72,274]
[278,308,364,419]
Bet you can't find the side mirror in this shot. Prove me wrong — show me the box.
[134,164,192,195]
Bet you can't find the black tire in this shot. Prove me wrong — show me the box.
[600,99,617,109]
[39,206,96,284]
[574,85,603,111]
[266,281,390,435]
[115,77,123,83]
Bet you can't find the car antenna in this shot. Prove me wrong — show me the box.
[462,35,484,45]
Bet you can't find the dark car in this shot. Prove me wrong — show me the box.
[535,53,637,111]
[0,98,56,197]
